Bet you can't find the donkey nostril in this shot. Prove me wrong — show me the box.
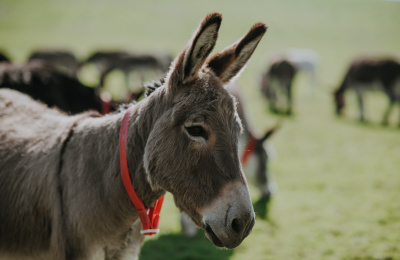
[231,218,241,234]
[244,217,255,236]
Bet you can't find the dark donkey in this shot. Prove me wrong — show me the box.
[0,13,267,259]
[260,58,297,115]
[0,51,10,63]
[28,49,81,77]
[0,61,119,114]
[84,51,172,91]
[334,58,400,125]
[226,83,278,201]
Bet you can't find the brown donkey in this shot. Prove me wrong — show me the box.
[0,13,267,259]
[261,58,297,115]
[334,58,400,125]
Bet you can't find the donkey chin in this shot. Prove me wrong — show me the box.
[198,181,255,249]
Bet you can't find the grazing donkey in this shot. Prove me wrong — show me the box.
[0,61,104,114]
[261,58,298,115]
[269,49,319,91]
[84,51,131,82]
[226,83,278,201]
[0,12,267,259]
[28,49,81,77]
[84,51,172,91]
[334,58,400,125]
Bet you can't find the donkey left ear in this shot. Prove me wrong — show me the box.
[168,13,222,89]
[206,23,267,84]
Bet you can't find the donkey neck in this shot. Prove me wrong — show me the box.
[125,88,169,207]
[65,88,169,219]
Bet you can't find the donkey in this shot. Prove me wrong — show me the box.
[84,51,172,91]
[0,61,105,114]
[334,58,400,125]
[28,49,81,77]
[85,51,131,75]
[84,51,131,86]
[0,13,267,259]
[99,53,172,95]
[226,83,278,201]
[269,49,319,91]
[261,58,298,115]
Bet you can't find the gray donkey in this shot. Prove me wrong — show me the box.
[0,13,267,259]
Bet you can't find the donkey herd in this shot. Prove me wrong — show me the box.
[0,11,399,260]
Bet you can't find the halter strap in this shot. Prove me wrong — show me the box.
[100,92,112,115]
[119,105,164,235]
[241,133,257,165]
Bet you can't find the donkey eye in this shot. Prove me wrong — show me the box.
[185,126,208,139]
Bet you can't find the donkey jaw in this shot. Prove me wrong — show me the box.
[200,181,255,249]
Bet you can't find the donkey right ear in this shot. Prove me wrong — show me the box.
[206,23,267,84]
[168,13,222,89]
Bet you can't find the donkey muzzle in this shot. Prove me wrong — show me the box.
[201,181,255,249]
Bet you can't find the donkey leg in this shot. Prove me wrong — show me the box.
[124,70,131,92]
[268,96,277,114]
[355,90,365,122]
[180,212,199,237]
[286,83,293,115]
[398,104,400,127]
[104,221,144,260]
[256,157,271,201]
[382,97,394,125]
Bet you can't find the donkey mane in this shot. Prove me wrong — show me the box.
[144,78,165,97]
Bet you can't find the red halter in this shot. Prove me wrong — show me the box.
[100,92,112,115]
[241,133,257,165]
[119,105,164,235]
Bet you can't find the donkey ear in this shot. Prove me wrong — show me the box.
[169,13,222,87]
[206,23,267,84]
[260,123,280,143]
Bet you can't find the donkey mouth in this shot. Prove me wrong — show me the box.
[204,224,224,247]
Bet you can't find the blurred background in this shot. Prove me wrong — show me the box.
[1,0,399,259]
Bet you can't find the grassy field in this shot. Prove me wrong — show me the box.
[1,0,400,259]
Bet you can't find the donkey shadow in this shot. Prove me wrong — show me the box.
[140,198,272,260]
[140,232,233,260]
[340,117,400,132]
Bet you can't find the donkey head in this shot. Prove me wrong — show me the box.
[143,13,267,248]
[334,89,345,116]
[253,127,279,200]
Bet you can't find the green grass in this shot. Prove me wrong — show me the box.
[1,0,400,259]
